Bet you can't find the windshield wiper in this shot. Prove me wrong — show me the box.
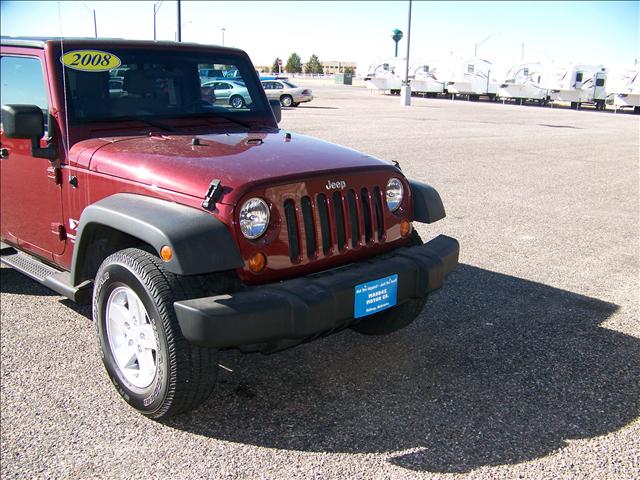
[196,113,253,130]
[108,116,177,133]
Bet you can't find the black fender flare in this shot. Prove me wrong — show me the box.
[71,193,243,285]
[408,180,446,224]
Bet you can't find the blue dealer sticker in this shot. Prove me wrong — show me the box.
[354,274,398,318]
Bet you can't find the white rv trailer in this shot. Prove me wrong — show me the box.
[446,57,500,100]
[497,62,564,104]
[549,64,608,110]
[363,58,404,93]
[409,60,455,95]
[607,64,640,113]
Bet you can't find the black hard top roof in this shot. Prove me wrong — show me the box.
[0,36,237,53]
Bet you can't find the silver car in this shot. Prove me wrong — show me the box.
[261,80,313,107]
[201,80,252,108]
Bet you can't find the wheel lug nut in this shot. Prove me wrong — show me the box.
[140,332,145,339]
[128,339,134,346]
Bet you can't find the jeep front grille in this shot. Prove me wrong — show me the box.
[283,187,386,262]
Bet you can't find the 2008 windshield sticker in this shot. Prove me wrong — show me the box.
[60,50,121,72]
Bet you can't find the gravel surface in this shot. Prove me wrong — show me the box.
[1,84,639,479]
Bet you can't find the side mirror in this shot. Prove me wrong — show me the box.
[269,99,281,123]
[1,104,44,139]
[1,104,56,160]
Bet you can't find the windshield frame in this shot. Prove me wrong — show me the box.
[48,42,276,131]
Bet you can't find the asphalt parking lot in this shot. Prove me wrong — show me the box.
[1,83,638,479]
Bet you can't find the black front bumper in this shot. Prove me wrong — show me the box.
[174,235,459,349]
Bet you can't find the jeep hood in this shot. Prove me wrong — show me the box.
[72,131,398,205]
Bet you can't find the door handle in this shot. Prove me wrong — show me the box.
[0,148,9,159]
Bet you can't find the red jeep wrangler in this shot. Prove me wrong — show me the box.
[0,37,458,419]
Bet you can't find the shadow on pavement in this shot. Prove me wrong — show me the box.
[2,262,637,472]
[166,264,639,473]
[0,267,58,296]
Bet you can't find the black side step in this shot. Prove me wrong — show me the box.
[0,247,91,304]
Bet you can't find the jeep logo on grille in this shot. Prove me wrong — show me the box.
[325,180,347,190]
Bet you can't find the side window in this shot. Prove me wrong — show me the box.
[595,78,605,87]
[467,64,475,74]
[275,82,284,90]
[575,72,583,82]
[0,56,49,129]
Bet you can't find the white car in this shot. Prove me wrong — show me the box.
[261,80,313,107]
[201,80,252,108]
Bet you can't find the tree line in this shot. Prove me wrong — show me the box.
[269,53,354,75]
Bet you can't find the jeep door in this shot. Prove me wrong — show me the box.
[0,53,66,258]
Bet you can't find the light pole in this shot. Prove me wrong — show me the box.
[81,2,97,38]
[175,20,191,41]
[176,0,181,42]
[474,33,499,57]
[153,1,164,41]
[400,0,412,106]
[221,27,225,46]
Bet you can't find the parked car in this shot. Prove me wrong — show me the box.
[0,37,458,420]
[201,79,251,108]
[108,76,124,98]
[261,79,313,107]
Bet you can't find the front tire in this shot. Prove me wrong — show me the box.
[93,248,219,419]
[230,95,245,108]
[350,231,427,335]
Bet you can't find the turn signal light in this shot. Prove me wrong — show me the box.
[400,220,412,238]
[248,252,267,273]
[160,245,173,262]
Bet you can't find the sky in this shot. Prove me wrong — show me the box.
[1,0,638,71]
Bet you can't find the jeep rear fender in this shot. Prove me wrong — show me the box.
[408,180,446,224]
[71,193,243,286]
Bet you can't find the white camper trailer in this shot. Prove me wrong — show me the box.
[446,57,500,100]
[497,62,564,104]
[549,65,608,110]
[409,60,454,96]
[363,58,404,93]
[607,65,640,113]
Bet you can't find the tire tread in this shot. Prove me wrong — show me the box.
[95,248,228,419]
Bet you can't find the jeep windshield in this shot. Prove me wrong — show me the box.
[60,48,272,128]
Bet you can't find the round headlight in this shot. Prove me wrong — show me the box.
[386,177,404,212]
[239,198,270,239]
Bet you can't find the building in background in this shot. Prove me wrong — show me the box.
[321,60,357,75]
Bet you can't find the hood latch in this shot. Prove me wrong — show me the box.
[202,179,223,210]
